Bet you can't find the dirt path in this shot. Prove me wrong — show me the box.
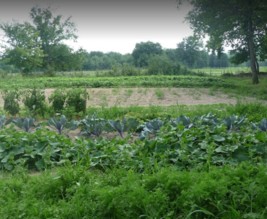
[0,87,254,108]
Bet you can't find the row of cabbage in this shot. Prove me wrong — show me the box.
[0,113,267,171]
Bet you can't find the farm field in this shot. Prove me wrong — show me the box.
[0,73,267,218]
[192,66,267,76]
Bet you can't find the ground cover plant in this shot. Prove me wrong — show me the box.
[0,161,266,218]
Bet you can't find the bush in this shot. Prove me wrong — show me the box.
[65,88,88,114]
[1,89,20,115]
[49,89,67,113]
[109,64,140,76]
[22,88,47,116]
[147,55,182,75]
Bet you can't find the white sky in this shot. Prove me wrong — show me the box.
[0,0,193,54]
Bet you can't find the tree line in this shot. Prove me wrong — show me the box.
[0,2,266,82]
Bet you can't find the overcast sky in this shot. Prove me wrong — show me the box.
[0,0,193,54]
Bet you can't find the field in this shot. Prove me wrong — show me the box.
[0,70,267,218]
[192,66,267,76]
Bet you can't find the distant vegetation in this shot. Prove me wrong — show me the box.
[1,6,266,77]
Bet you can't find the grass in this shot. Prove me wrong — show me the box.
[154,88,165,100]
[192,66,267,76]
[221,77,267,100]
[124,88,133,98]
[85,103,267,121]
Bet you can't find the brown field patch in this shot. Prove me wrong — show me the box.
[0,87,262,109]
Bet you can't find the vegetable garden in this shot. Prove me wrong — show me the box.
[0,74,267,218]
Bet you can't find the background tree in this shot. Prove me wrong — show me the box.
[45,45,85,72]
[147,54,182,75]
[30,6,77,71]
[132,41,163,67]
[184,0,267,84]
[176,36,205,68]
[0,22,44,73]
[0,6,78,74]
[82,51,133,70]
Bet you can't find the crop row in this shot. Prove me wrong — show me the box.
[0,113,267,171]
[0,75,233,89]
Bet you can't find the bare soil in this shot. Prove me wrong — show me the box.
[0,87,256,108]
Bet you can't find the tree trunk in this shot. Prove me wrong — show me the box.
[247,1,259,84]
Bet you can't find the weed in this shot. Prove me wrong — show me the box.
[154,89,165,100]
[124,89,133,98]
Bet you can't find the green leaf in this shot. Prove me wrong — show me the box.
[4,163,13,171]
[13,147,25,155]
[213,135,225,142]
[1,154,10,163]
[35,159,45,170]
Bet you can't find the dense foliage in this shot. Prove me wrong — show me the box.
[0,164,266,218]
[0,75,232,90]
[184,0,267,83]
[0,111,267,218]
[0,6,78,74]
[0,113,267,171]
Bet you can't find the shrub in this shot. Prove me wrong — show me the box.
[147,55,182,75]
[49,89,67,113]
[65,88,88,114]
[2,89,20,115]
[22,88,47,116]
[110,64,140,76]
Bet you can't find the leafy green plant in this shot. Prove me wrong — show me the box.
[171,115,193,128]
[1,89,20,115]
[12,117,36,132]
[223,115,246,131]
[22,88,47,116]
[108,118,139,138]
[0,115,11,129]
[140,118,164,139]
[48,89,67,113]
[80,114,106,137]
[108,119,127,138]
[0,128,75,171]
[258,118,267,131]
[65,88,88,114]
[48,115,78,135]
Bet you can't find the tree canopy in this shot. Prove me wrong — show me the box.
[132,41,163,67]
[184,0,267,84]
[0,6,77,74]
[30,6,77,70]
[0,22,44,73]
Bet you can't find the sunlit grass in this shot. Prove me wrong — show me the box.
[192,66,267,75]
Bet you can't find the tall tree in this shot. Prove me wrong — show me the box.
[184,0,267,84]
[0,22,44,73]
[0,6,78,74]
[30,6,77,70]
[132,41,163,67]
[176,35,205,68]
